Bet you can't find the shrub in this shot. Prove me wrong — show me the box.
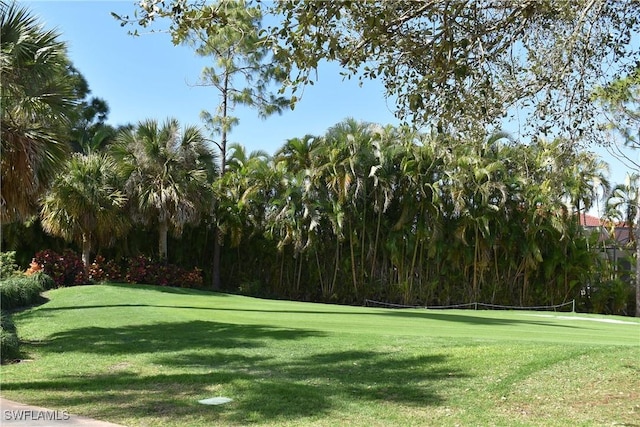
[88,255,123,283]
[0,310,20,363]
[0,251,20,279]
[125,255,155,284]
[125,256,203,288]
[182,267,203,288]
[24,259,43,275]
[29,249,88,287]
[238,280,266,297]
[588,278,633,315]
[30,271,56,291]
[0,275,45,310]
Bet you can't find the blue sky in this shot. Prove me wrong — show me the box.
[24,1,400,156]
[22,1,638,213]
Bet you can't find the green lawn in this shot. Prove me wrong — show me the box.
[1,284,639,426]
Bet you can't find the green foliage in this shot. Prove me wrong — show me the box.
[0,310,20,363]
[112,118,215,260]
[1,117,621,313]
[122,0,639,141]
[39,152,130,268]
[275,0,639,139]
[585,278,635,316]
[594,66,640,146]
[0,251,20,279]
[0,1,80,222]
[30,249,88,287]
[208,124,609,310]
[30,271,56,291]
[596,70,640,318]
[0,275,45,310]
[0,309,16,334]
[186,0,293,130]
[175,0,293,289]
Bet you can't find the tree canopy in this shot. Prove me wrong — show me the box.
[119,0,639,141]
[112,118,215,261]
[1,1,114,222]
[1,1,78,222]
[40,153,129,268]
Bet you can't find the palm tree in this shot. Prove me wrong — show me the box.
[75,124,117,155]
[606,173,639,245]
[40,153,129,268]
[213,143,271,247]
[1,1,78,222]
[225,142,269,173]
[274,135,319,174]
[562,149,610,225]
[314,119,378,296]
[113,118,215,261]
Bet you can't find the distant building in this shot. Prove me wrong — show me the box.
[579,213,633,277]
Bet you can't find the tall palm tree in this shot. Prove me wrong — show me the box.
[40,153,129,268]
[606,173,639,245]
[225,142,269,173]
[213,143,271,247]
[275,135,319,171]
[113,118,215,261]
[562,150,610,225]
[1,1,78,222]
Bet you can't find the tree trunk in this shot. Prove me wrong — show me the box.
[296,254,303,296]
[159,219,169,262]
[348,220,358,296]
[315,250,326,299]
[635,188,640,317]
[211,70,229,291]
[212,229,222,290]
[360,184,367,288]
[370,204,383,284]
[81,233,91,270]
[331,240,340,296]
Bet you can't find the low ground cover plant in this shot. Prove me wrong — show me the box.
[0,273,50,310]
[0,310,20,363]
[26,250,203,289]
[0,270,53,363]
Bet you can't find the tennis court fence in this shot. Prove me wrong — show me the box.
[364,299,576,312]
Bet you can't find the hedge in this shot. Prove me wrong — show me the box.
[0,273,49,310]
[1,310,20,363]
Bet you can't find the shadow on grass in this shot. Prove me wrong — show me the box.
[3,320,467,425]
[37,320,323,355]
[107,283,234,297]
[32,303,583,330]
[381,310,582,328]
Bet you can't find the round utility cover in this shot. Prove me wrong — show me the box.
[198,397,233,405]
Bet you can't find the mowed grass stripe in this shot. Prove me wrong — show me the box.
[2,283,639,427]
[20,283,639,345]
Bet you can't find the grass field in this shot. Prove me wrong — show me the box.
[1,284,639,426]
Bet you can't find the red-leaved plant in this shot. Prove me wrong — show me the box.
[28,249,88,287]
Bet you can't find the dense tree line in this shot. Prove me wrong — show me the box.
[1,1,636,315]
[206,121,615,309]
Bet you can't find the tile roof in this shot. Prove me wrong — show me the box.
[579,213,604,227]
